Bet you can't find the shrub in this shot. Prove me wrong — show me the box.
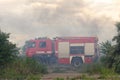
[0,57,47,79]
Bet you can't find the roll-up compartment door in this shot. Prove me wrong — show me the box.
[58,42,69,58]
[85,43,94,55]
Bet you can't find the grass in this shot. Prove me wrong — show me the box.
[52,67,66,73]
[1,58,119,80]
[0,57,47,79]
[54,63,120,80]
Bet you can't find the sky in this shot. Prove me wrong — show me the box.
[0,0,120,47]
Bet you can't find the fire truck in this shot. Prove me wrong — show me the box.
[25,37,99,67]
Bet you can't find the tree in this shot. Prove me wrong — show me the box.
[100,41,114,68]
[100,41,113,55]
[0,30,18,68]
[112,22,120,73]
[100,22,120,73]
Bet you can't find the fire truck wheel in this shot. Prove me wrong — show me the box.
[72,58,83,67]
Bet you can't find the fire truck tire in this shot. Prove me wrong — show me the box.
[71,58,83,67]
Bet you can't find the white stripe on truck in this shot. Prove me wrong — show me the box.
[70,43,84,46]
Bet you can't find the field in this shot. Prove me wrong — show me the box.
[41,64,120,80]
[41,64,82,80]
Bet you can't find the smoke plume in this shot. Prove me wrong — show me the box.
[0,0,119,46]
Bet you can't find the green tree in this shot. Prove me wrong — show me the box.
[100,22,120,73]
[100,41,114,68]
[101,22,120,73]
[112,22,120,73]
[0,30,18,68]
[100,40,113,54]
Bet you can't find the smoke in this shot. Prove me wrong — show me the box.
[0,0,119,46]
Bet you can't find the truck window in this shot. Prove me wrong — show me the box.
[27,42,36,48]
[70,46,84,54]
[39,41,46,48]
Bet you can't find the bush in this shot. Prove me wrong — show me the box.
[86,63,102,74]
[0,57,47,79]
[0,30,19,68]
[85,63,116,75]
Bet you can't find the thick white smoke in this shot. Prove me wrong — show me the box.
[0,0,119,46]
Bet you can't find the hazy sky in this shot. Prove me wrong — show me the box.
[0,0,120,46]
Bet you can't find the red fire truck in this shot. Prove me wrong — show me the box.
[25,37,99,67]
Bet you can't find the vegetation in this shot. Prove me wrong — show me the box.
[0,30,18,68]
[0,57,47,79]
[100,22,120,73]
[54,63,120,80]
[100,41,115,68]
[0,30,47,79]
[112,22,120,73]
